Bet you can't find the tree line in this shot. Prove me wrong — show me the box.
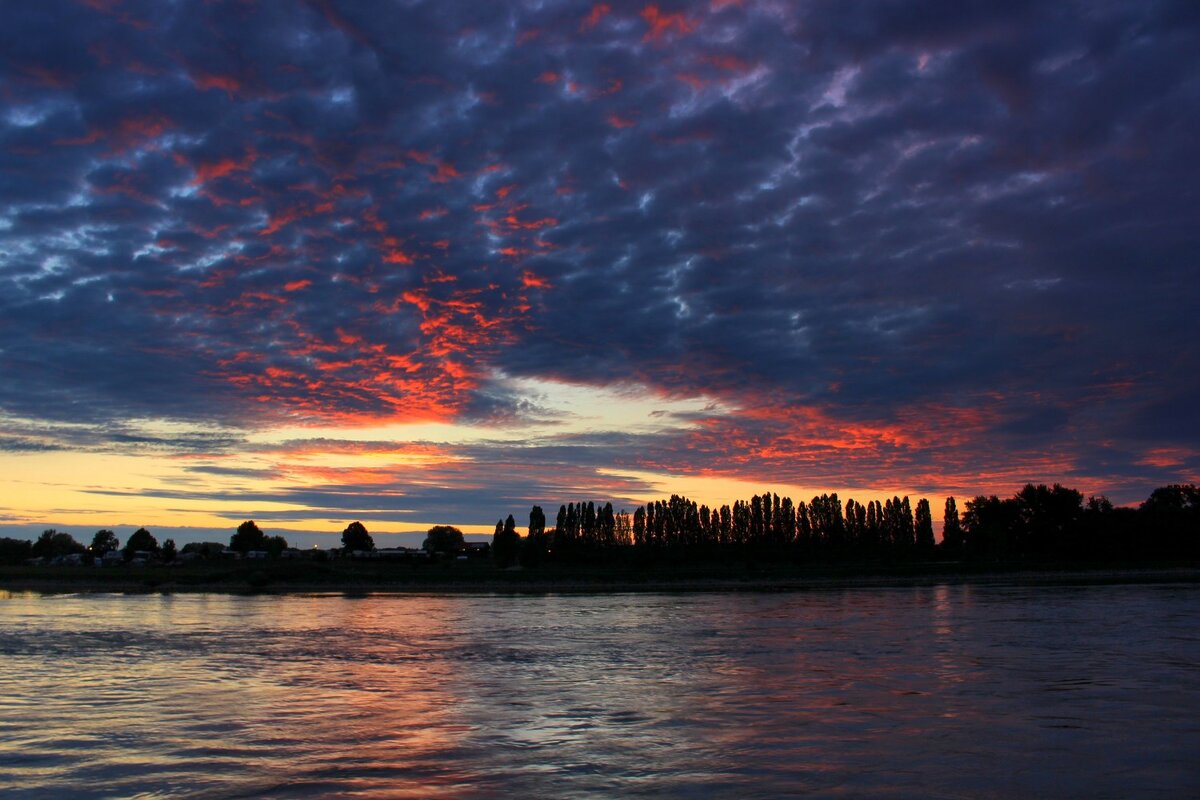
[3,482,1195,568]
[486,483,1199,566]
[0,526,176,565]
[0,519,379,565]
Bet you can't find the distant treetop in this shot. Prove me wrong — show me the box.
[423,525,464,554]
[342,521,374,552]
[123,527,159,558]
[230,520,265,554]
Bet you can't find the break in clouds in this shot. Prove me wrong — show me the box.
[2,0,1199,516]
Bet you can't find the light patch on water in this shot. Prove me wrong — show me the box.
[1,586,1198,798]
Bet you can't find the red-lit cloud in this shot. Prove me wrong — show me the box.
[641,5,697,43]
[0,0,1195,520]
[581,4,611,32]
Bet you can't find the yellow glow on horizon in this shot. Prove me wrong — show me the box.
[250,375,734,446]
[0,378,957,540]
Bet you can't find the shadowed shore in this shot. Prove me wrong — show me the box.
[3,561,1198,595]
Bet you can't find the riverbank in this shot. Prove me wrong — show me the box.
[2,560,1198,595]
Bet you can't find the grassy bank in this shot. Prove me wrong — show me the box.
[2,559,1199,595]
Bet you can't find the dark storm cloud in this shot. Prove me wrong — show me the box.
[1,0,1198,502]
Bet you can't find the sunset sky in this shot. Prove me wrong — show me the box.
[2,0,1198,546]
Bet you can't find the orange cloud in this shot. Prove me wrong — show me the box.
[641,5,696,42]
[432,161,461,183]
[383,249,415,265]
[1137,448,1195,469]
[521,270,552,289]
[581,3,611,31]
[190,148,256,186]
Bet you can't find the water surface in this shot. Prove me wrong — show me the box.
[1,584,1198,798]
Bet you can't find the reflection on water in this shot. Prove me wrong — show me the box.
[1,585,1198,798]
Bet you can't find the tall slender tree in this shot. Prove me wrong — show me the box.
[942,497,963,553]
[914,499,935,554]
[493,515,521,567]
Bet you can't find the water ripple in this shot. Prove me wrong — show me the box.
[1,586,1198,798]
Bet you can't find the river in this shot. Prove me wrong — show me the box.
[1,584,1198,798]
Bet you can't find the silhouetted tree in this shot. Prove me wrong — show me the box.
[466,482,1200,568]
[341,521,374,552]
[808,494,844,554]
[899,496,915,552]
[1140,484,1200,558]
[633,506,646,548]
[33,530,86,560]
[615,509,633,546]
[423,525,464,554]
[0,537,33,565]
[599,502,616,549]
[1132,484,1190,561]
[493,514,520,567]
[941,497,963,554]
[161,538,177,562]
[1013,483,1083,557]
[780,497,796,548]
[528,505,546,539]
[181,541,227,559]
[962,496,1020,560]
[265,535,289,557]
[1082,495,1130,560]
[123,527,159,560]
[90,530,119,556]
[915,499,935,554]
[230,520,266,554]
[522,505,548,566]
[553,504,573,560]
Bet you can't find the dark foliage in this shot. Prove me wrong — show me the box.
[0,537,34,564]
[941,497,964,554]
[1140,485,1200,559]
[495,483,1198,567]
[492,514,520,567]
[90,530,119,556]
[32,529,86,560]
[230,520,265,554]
[181,541,228,559]
[521,505,548,566]
[423,525,463,554]
[123,527,159,559]
[341,521,374,552]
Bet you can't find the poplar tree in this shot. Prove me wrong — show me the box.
[942,497,964,552]
[915,499,935,554]
[493,514,520,567]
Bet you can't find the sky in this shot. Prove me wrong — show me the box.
[1,0,1198,547]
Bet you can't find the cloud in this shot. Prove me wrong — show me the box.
[1,0,1197,513]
